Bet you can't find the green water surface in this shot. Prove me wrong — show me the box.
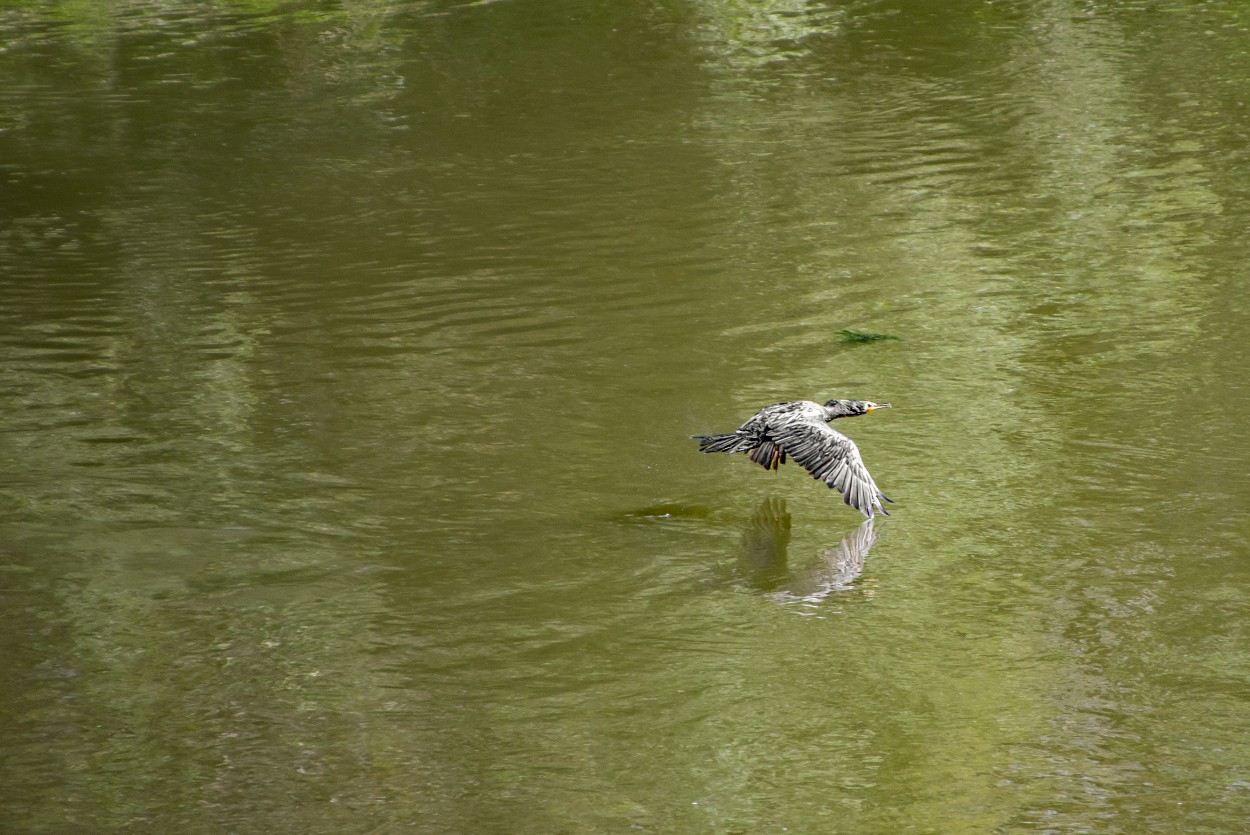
[4,0,1250,831]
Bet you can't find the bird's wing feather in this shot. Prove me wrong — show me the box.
[769,418,889,518]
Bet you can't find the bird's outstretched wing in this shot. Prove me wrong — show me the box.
[769,419,891,518]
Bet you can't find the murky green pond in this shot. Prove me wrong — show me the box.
[5,0,1250,831]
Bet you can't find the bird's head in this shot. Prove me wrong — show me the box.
[823,399,892,419]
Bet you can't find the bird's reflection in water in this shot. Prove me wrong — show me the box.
[737,497,793,590]
[736,498,880,607]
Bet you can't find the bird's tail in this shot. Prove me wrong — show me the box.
[693,432,743,454]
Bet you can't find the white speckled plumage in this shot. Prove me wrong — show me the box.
[694,399,893,518]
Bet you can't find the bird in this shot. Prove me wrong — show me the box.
[693,399,893,518]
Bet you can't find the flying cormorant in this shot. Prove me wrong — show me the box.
[694,399,893,518]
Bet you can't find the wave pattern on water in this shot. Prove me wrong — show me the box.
[5,1,1250,833]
